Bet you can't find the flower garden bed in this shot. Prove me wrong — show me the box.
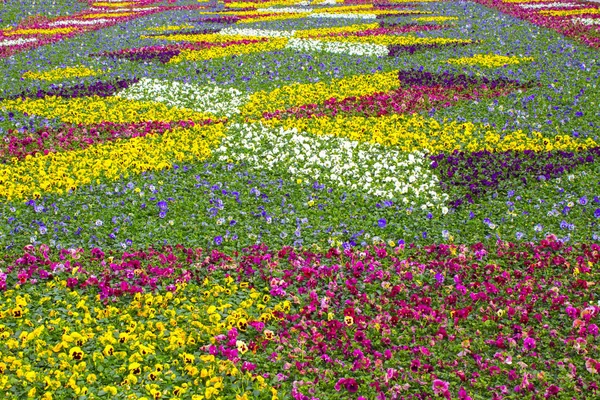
[0,0,599,398]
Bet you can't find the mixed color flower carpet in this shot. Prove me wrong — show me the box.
[0,0,599,398]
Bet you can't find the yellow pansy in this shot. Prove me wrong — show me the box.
[540,8,600,17]
[242,70,400,117]
[5,28,77,35]
[447,53,534,67]
[23,66,104,81]
[0,122,225,199]
[265,114,597,153]
[170,39,288,63]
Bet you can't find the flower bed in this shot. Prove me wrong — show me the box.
[1,238,599,399]
[0,0,599,398]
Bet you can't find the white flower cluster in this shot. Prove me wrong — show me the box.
[0,37,37,47]
[116,78,248,117]
[218,27,295,37]
[575,17,600,25]
[49,19,113,26]
[216,123,448,207]
[89,7,157,13]
[308,13,377,20]
[519,2,578,9]
[286,38,388,56]
[256,7,313,13]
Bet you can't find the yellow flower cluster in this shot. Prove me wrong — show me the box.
[318,34,472,46]
[0,276,280,399]
[225,0,302,8]
[146,25,195,32]
[295,23,379,38]
[446,53,534,67]
[413,16,459,22]
[4,27,77,35]
[92,1,135,7]
[238,13,309,24]
[169,38,288,63]
[22,66,104,81]
[241,70,401,117]
[1,96,212,125]
[0,123,225,199]
[81,12,135,19]
[264,114,598,153]
[540,8,600,17]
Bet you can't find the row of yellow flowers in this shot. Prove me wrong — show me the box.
[170,39,289,63]
[294,23,379,38]
[540,8,600,17]
[241,70,401,117]
[224,0,307,8]
[4,28,77,36]
[1,96,212,125]
[263,113,598,153]
[447,53,535,67]
[0,122,225,199]
[22,66,105,81]
[316,34,472,47]
[92,1,136,7]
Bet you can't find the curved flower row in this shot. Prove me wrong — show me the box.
[241,70,401,117]
[0,120,207,161]
[0,122,225,199]
[471,0,600,48]
[0,96,213,125]
[169,38,289,63]
[266,113,598,153]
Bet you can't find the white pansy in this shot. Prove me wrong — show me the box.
[257,7,313,13]
[286,38,388,56]
[575,17,600,25]
[218,27,295,37]
[519,2,579,9]
[89,7,157,12]
[216,123,448,207]
[0,37,37,47]
[308,13,377,20]
[116,78,248,117]
[49,19,113,26]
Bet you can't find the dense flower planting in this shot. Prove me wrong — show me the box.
[1,0,600,398]
[1,238,600,399]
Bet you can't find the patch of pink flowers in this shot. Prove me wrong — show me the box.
[2,236,599,398]
[263,84,520,120]
[471,0,600,48]
[0,119,222,161]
